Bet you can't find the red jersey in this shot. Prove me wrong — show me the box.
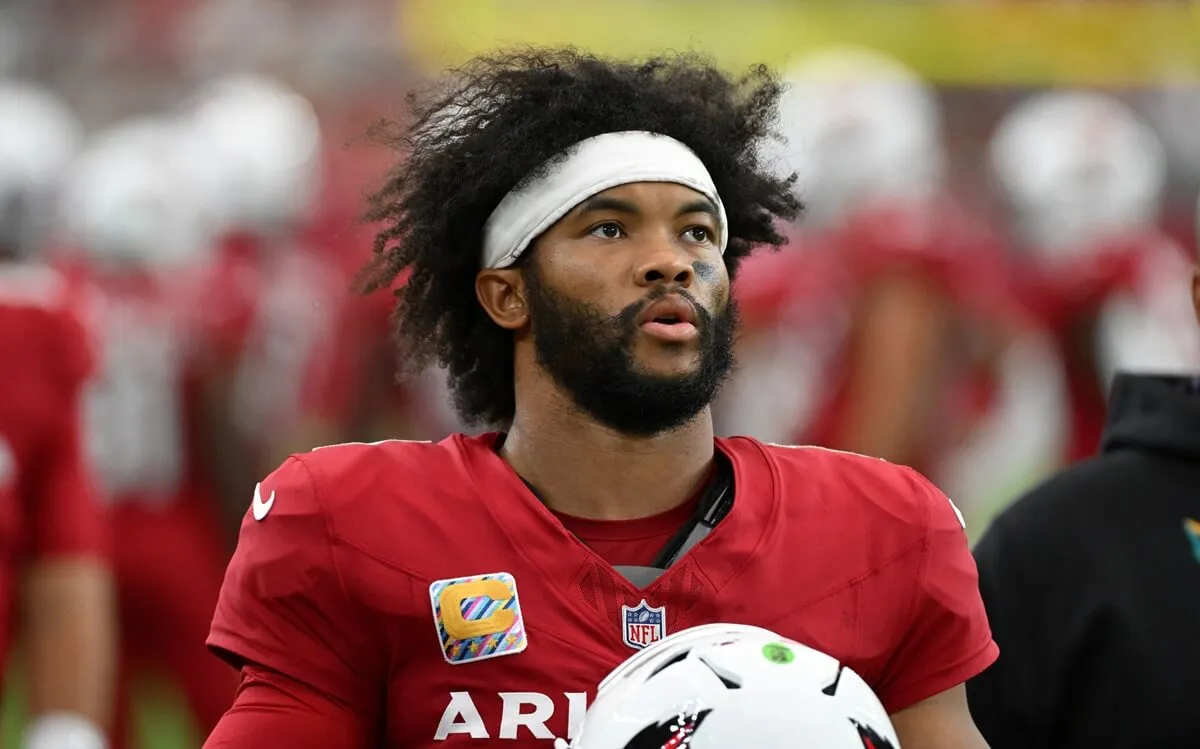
[1012,232,1198,463]
[204,233,351,449]
[724,203,1017,467]
[80,270,209,507]
[208,434,996,747]
[0,263,105,670]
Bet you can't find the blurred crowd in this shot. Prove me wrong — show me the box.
[3,0,1200,745]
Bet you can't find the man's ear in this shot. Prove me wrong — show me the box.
[476,268,529,330]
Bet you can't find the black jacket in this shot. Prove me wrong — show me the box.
[967,374,1200,749]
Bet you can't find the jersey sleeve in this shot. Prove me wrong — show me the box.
[25,309,105,560]
[204,665,373,749]
[208,456,381,706]
[874,468,999,714]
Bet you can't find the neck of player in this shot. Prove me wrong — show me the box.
[500,386,716,522]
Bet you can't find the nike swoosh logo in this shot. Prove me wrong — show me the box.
[252,483,276,521]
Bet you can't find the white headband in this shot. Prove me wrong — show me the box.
[481,130,728,269]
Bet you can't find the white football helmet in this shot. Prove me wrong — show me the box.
[772,46,944,228]
[60,116,222,269]
[566,623,899,749]
[990,91,1166,257]
[184,74,321,234]
[0,80,81,256]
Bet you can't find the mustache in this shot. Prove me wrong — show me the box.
[616,286,713,330]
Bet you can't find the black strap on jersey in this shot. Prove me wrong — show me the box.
[509,440,735,580]
[611,454,734,587]
[649,452,734,569]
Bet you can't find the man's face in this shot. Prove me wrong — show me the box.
[524,182,738,437]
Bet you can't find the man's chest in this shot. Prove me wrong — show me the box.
[364,549,906,749]
[379,560,688,747]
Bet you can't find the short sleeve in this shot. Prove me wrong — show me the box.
[873,469,999,713]
[208,456,380,705]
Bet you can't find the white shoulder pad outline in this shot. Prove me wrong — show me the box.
[310,438,433,452]
[765,442,886,461]
[769,442,965,527]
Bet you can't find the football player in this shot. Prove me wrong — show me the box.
[60,115,237,748]
[183,74,353,482]
[0,81,115,749]
[989,90,1199,465]
[205,49,995,749]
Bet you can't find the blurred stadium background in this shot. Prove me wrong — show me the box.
[3,0,1200,746]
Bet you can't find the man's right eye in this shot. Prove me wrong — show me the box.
[589,222,625,239]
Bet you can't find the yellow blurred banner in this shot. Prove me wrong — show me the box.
[399,0,1200,86]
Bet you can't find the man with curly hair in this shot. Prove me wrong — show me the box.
[204,49,995,749]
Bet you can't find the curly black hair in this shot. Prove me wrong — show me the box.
[358,47,802,428]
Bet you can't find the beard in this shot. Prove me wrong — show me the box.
[524,265,738,437]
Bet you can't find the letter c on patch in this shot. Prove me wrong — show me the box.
[438,579,516,639]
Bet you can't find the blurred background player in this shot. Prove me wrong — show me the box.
[569,623,899,749]
[0,80,116,749]
[58,115,237,749]
[988,91,1200,467]
[717,47,1016,496]
[964,192,1200,749]
[183,74,349,517]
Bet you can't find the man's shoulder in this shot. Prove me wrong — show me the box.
[266,434,497,579]
[754,440,955,536]
[296,437,465,499]
[287,434,480,517]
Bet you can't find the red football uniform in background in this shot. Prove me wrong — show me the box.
[0,263,106,677]
[724,202,1017,477]
[304,270,466,445]
[206,435,996,748]
[79,265,236,747]
[802,204,1015,467]
[1009,232,1197,463]
[206,231,351,469]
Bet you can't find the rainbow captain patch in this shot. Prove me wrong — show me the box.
[430,572,528,665]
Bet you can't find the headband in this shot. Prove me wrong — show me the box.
[481,130,728,269]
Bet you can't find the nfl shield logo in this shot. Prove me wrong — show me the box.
[621,599,666,650]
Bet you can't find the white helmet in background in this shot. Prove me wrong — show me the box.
[0,80,81,256]
[566,623,899,749]
[773,46,944,228]
[990,91,1166,257]
[185,74,321,234]
[60,116,222,270]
